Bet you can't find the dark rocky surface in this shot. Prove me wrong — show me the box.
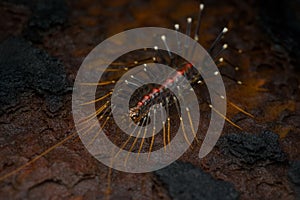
[218,131,287,165]
[288,160,300,198]
[0,37,68,114]
[155,161,239,200]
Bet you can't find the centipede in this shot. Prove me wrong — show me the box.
[73,2,254,169]
[0,2,255,199]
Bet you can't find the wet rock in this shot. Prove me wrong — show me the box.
[155,161,239,200]
[218,131,287,165]
[288,160,300,198]
[0,37,67,113]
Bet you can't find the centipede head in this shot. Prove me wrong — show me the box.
[129,106,149,126]
[129,106,142,124]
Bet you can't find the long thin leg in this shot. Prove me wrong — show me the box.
[114,124,139,159]
[137,111,151,159]
[209,104,242,130]
[80,91,112,106]
[186,107,199,143]
[209,27,228,53]
[166,97,171,147]
[160,102,167,151]
[148,107,157,160]
[194,4,205,41]
[124,121,145,166]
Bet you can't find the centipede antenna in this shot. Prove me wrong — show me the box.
[209,104,242,130]
[213,43,228,59]
[209,27,228,53]
[194,3,204,41]
[161,35,173,58]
